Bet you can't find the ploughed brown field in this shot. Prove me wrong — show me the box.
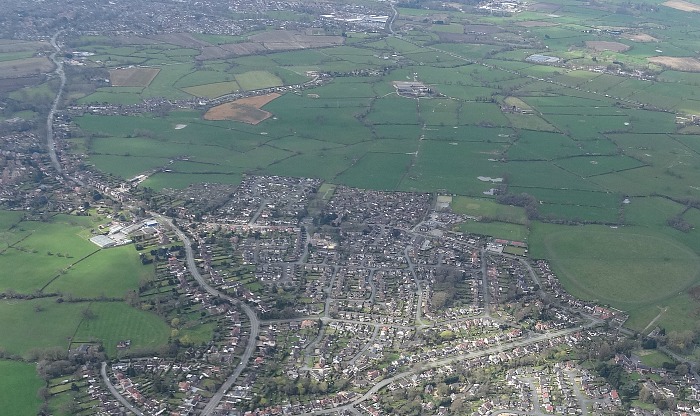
[585,41,630,52]
[203,93,281,124]
[648,56,700,72]
[663,0,700,12]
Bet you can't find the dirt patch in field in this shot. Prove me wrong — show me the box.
[585,41,630,52]
[221,42,268,55]
[528,2,562,12]
[622,33,659,42]
[0,57,53,79]
[152,33,212,48]
[648,56,700,72]
[197,31,343,60]
[0,75,42,92]
[516,20,559,27]
[204,93,281,124]
[437,33,483,43]
[0,40,49,53]
[250,30,344,50]
[109,67,160,87]
[463,24,501,34]
[663,0,700,12]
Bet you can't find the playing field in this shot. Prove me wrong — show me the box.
[455,221,529,242]
[0,298,169,358]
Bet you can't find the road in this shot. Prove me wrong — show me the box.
[403,246,426,325]
[154,215,260,415]
[100,362,144,416]
[480,249,491,317]
[47,30,66,174]
[386,2,397,35]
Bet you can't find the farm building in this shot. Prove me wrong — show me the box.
[393,81,433,97]
[90,235,116,248]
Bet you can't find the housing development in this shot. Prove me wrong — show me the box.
[1,0,700,415]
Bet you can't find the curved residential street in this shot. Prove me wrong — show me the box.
[100,362,144,416]
[153,215,260,415]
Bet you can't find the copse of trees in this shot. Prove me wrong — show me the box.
[496,192,539,220]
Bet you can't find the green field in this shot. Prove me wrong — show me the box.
[45,244,153,298]
[529,223,700,331]
[451,196,528,224]
[0,214,152,297]
[55,0,700,336]
[73,302,170,357]
[0,360,43,416]
[0,298,169,358]
[0,299,86,357]
[235,70,283,91]
[455,220,529,242]
[183,80,241,98]
[637,350,675,368]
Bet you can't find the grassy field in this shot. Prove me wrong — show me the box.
[59,1,700,336]
[73,302,170,357]
[182,80,240,98]
[235,70,283,91]
[0,214,152,297]
[0,360,43,415]
[455,220,529,242]
[46,245,153,298]
[0,299,86,357]
[636,350,675,368]
[529,223,700,331]
[451,196,528,224]
[0,297,169,358]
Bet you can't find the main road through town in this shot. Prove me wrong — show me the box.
[47,30,66,173]
[154,214,260,415]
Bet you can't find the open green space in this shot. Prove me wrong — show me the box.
[73,302,170,357]
[0,214,151,297]
[0,299,87,357]
[182,80,240,98]
[46,244,153,298]
[335,152,412,190]
[0,297,169,359]
[58,3,700,336]
[636,350,675,368]
[451,196,527,224]
[234,70,283,91]
[0,360,43,416]
[529,223,700,331]
[455,220,529,242]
